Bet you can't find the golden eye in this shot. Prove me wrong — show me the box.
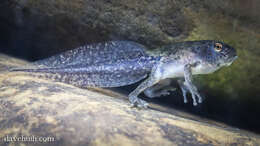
[214,43,222,52]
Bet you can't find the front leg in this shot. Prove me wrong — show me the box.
[177,79,188,104]
[183,64,203,106]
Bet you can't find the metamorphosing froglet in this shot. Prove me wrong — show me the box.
[11,40,237,108]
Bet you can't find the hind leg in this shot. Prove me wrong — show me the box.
[144,79,176,98]
[128,60,166,108]
[128,75,160,108]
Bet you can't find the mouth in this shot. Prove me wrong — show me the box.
[226,55,238,66]
[233,55,238,61]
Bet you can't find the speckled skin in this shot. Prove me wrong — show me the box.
[11,40,237,108]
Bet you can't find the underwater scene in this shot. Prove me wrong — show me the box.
[0,0,260,145]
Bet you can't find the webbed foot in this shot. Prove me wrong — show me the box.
[144,85,176,98]
[158,87,176,96]
[144,88,174,98]
[129,95,149,108]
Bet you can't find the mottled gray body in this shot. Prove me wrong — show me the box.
[11,40,237,108]
[18,41,160,87]
[20,57,158,87]
[34,41,148,67]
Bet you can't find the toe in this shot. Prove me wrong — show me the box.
[137,99,149,108]
[198,98,202,103]
[162,92,170,96]
[169,88,177,92]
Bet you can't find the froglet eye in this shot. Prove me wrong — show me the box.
[214,43,222,52]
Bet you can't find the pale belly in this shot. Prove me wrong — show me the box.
[159,63,185,79]
[157,62,218,79]
[192,63,219,75]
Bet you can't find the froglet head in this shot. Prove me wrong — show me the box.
[205,40,238,67]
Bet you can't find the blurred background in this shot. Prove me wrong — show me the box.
[0,0,259,133]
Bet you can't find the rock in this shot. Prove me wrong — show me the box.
[0,55,260,146]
